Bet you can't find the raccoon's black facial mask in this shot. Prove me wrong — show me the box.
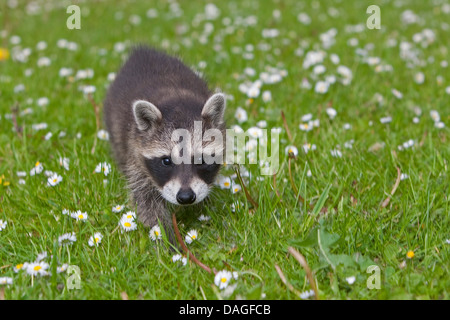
[143,155,221,188]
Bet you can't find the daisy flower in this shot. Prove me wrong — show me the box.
[414,72,425,84]
[230,201,243,213]
[70,210,88,222]
[326,107,337,119]
[330,149,343,158]
[285,145,298,157]
[57,264,69,273]
[36,252,47,262]
[346,276,356,285]
[314,80,329,94]
[14,263,28,273]
[299,289,315,299]
[391,88,403,99]
[122,211,136,220]
[0,277,13,285]
[149,225,162,241]
[198,214,211,222]
[302,143,316,154]
[95,162,111,176]
[299,122,313,131]
[112,205,124,213]
[30,161,43,176]
[0,219,7,231]
[26,262,50,276]
[380,116,392,124]
[430,110,440,122]
[59,157,70,170]
[214,270,233,289]
[88,232,103,247]
[185,229,198,244]
[172,254,187,265]
[234,107,248,123]
[216,175,232,189]
[47,173,63,187]
[231,183,241,194]
[97,129,109,141]
[58,232,77,246]
[119,216,137,232]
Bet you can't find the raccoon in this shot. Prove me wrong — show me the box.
[104,46,226,244]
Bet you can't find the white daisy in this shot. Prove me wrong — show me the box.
[430,110,440,122]
[13,263,28,273]
[47,173,63,187]
[216,175,232,189]
[88,232,103,247]
[314,80,329,94]
[285,145,298,157]
[57,264,68,273]
[26,262,50,276]
[331,149,343,158]
[0,277,13,285]
[0,219,7,231]
[299,121,314,131]
[58,232,77,246]
[95,162,111,176]
[302,143,316,154]
[391,88,403,99]
[122,211,136,220]
[299,289,315,299]
[214,270,233,289]
[198,214,211,222]
[59,157,70,170]
[149,225,162,241]
[231,183,241,194]
[97,129,109,141]
[30,161,43,176]
[71,210,88,222]
[326,107,337,119]
[185,229,198,244]
[112,205,124,213]
[234,107,248,123]
[119,216,137,232]
[346,276,356,285]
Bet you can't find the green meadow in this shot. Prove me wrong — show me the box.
[0,0,448,299]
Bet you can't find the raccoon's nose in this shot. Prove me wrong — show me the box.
[176,189,196,205]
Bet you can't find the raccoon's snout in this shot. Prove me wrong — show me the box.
[176,188,196,205]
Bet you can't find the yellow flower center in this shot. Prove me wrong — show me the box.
[35,161,40,167]
[406,250,415,259]
[124,222,131,228]
[78,215,84,219]
[192,235,196,239]
[95,237,100,243]
[34,265,42,271]
[53,179,58,183]
[16,264,23,270]
[221,277,227,283]
[224,182,230,187]
[126,215,132,219]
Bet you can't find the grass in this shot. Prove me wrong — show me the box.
[0,0,449,300]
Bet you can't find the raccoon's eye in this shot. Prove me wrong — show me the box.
[162,157,172,166]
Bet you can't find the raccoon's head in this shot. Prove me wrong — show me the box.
[132,93,226,205]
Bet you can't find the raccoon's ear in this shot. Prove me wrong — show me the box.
[201,93,226,126]
[132,100,163,131]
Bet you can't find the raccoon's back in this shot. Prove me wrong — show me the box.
[103,46,211,169]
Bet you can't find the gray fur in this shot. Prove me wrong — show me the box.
[103,46,225,245]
